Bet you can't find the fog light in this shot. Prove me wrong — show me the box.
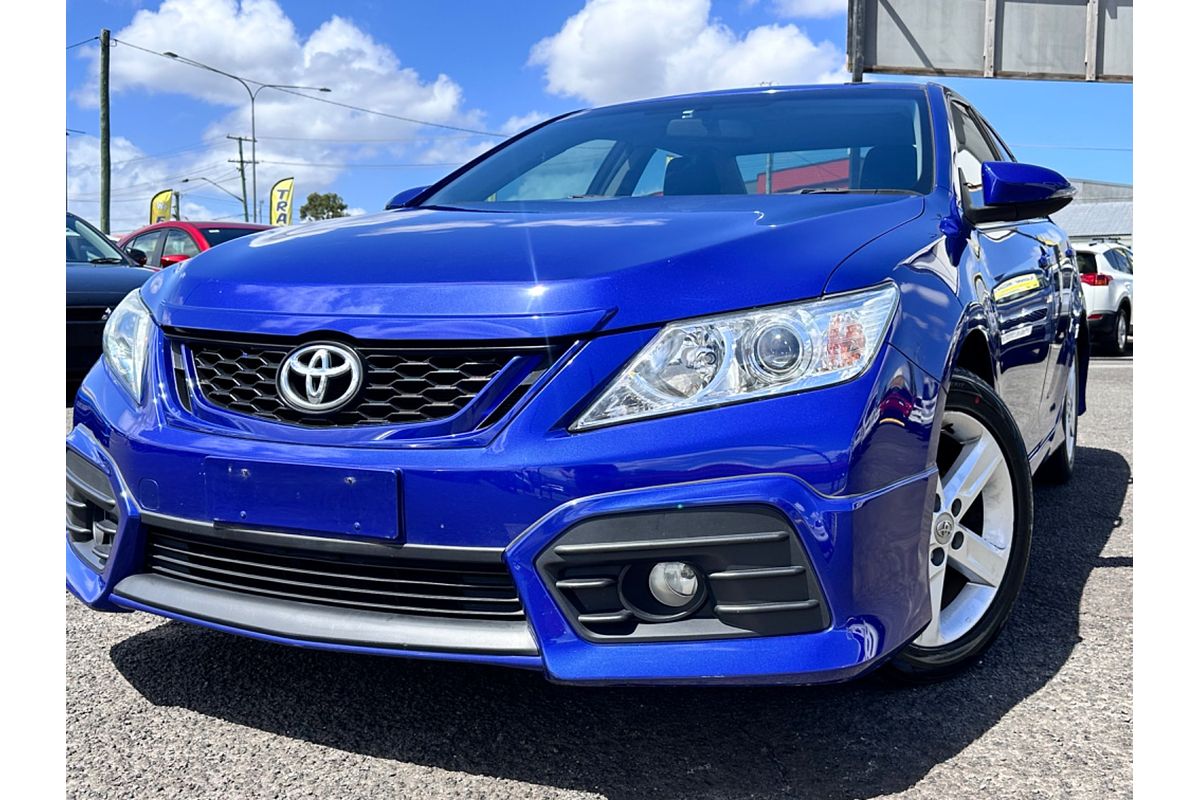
[648,562,699,608]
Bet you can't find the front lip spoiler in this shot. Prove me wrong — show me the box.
[111,573,540,657]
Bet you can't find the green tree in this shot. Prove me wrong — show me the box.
[299,192,349,221]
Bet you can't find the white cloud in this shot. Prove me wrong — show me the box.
[501,111,552,135]
[67,133,237,234]
[771,1,846,18]
[69,0,520,229]
[529,0,844,106]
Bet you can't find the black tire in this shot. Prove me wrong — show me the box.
[1035,358,1078,485]
[1104,306,1130,356]
[884,369,1034,683]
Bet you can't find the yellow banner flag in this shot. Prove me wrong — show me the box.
[269,177,295,226]
[150,189,173,224]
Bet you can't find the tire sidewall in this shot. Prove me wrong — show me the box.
[889,370,1035,680]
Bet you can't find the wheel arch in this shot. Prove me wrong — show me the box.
[948,322,997,389]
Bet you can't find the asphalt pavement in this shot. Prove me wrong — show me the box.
[66,355,1133,799]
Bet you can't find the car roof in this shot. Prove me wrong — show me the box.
[186,221,270,229]
[118,220,270,239]
[582,81,940,115]
[1074,241,1129,254]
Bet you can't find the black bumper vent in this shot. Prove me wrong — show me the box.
[66,449,118,572]
[143,527,525,622]
[538,506,829,642]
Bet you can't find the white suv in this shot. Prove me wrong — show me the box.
[1075,241,1133,355]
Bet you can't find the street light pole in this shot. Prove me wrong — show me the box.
[180,176,248,221]
[162,51,330,222]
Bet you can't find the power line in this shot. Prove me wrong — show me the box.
[272,86,505,137]
[1010,143,1132,152]
[179,192,244,205]
[66,36,99,51]
[254,133,473,143]
[71,163,233,199]
[257,159,460,168]
[71,138,229,172]
[112,38,505,138]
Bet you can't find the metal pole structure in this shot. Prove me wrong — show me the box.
[850,0,865,83]
[250,92,257,222]
[181,176,246,208]
[99,28,111,233]
[228,136,251,222]
[161,51,329,223]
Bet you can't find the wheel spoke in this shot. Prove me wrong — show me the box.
[949,527,1008,587]
[913,556,948,647]
[941,431,1002,519]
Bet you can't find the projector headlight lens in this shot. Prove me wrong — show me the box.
[572,283,898,430]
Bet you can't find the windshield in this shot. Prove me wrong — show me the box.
[66,214,130,265]
[424,90,934,207]
[201,227,263,247]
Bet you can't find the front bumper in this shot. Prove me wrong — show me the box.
[67,335,942,685]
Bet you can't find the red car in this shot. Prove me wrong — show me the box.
[117,221,270,269]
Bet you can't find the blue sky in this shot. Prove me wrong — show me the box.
[66,0,1132,233]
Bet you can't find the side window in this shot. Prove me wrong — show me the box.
[1103,249,1125,273]
[950,102,1000,208]
[981,118,1016,161]
[129,230,164,262]
[162,228,201,258]
[1121,249,1133,274]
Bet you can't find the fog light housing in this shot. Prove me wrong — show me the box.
[648,561,699,608]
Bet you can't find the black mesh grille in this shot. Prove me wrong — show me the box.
[186,341,519,427]
[144,528,525,621]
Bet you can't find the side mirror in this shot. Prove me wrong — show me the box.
[385,186,430,210]
[966,162,1075,224]
[127,248,147,266]
[159,253,191,269]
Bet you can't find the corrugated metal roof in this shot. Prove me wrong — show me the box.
[1067,179,1133,202]
[1052,200,1132,238]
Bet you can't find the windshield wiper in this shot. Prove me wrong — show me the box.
[795,188,915,195]
[89,257,126,264]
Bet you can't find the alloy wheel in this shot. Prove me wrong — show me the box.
[914,410,1015,648]
[1116,312,1128,352]
[1063,364,1078,467]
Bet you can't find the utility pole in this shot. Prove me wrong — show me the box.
[99,28,111,233]
[173,191,181,221]
[849,0,865,83]
[227,135,251,222]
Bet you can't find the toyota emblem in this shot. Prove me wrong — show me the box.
[277,342,362,413]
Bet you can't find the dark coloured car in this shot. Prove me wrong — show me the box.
[117,220,270,269]
[66,212,155,388]
[67,83,1087,685]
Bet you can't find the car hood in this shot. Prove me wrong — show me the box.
[146,195,924,339]
[67,263,155,304]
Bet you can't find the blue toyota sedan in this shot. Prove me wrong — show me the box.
[67,83,1087,685]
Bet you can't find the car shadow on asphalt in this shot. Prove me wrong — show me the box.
[108,445,1130,800]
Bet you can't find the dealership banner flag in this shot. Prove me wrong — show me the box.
[150,189,173,224]
[270,177,295,226]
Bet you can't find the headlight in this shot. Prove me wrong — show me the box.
[571,283,898,430]
[102,290,153,402]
